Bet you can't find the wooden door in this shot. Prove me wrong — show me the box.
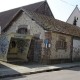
[34,39,41,62]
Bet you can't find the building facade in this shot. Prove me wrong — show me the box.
[1,8,80,64]
[0,1,80,64]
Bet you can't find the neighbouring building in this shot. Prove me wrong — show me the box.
[67,5,80,27]
[67,5,80,62]
[0,1,80,64]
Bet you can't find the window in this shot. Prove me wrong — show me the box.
[56,36,67,51]
[56,40,66,49]
[73,16,78,26]
[17,28,27,34]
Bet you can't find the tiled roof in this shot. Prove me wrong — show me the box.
[0,1,54,30]
[26,10,80,37]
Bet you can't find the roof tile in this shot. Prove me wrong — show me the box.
[27,10,80,37]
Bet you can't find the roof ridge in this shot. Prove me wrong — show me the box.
[0,1,45,13]
[56,18,80,28]
[34,1,45,11]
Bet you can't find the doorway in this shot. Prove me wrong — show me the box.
[28,38,41,62]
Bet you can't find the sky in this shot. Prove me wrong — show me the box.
[0,0,80,22]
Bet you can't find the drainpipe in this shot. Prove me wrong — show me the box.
[71,37,73,62]
[0,26,1,36]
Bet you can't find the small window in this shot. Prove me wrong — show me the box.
[73,16,77,26]
[56,40,67,49]
[56,36,67,51]
[17,28,27,34]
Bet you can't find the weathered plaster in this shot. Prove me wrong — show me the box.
[0,36,10,61]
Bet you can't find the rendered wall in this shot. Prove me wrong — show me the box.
[0,33,32,62]
[17,39,31,61]
[0,36,11,61]
[8,39,18,58]
[8,34,32,61]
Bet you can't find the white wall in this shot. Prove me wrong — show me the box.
[73,39,80,60]
[67,6,80,27]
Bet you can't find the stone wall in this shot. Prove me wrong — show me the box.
[50,32,72,60]
[3,11,72,64]
[5,12,46,61]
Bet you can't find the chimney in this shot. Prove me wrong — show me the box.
[76,5,78,7]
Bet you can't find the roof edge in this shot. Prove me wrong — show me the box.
[66,5,80,22]
[2,8,23,31]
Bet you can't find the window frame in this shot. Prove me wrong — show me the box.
[17,28,27,34]
[56,36,67,51]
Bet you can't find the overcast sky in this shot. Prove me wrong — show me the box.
[0,0,80,22]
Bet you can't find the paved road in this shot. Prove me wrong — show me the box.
[1,67,80,80]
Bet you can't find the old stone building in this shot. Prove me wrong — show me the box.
[0,1,80,64]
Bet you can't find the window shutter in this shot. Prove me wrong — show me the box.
[64,42,67,51]
[56,40,67,51]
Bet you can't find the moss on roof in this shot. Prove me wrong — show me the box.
[27,10,80,37]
